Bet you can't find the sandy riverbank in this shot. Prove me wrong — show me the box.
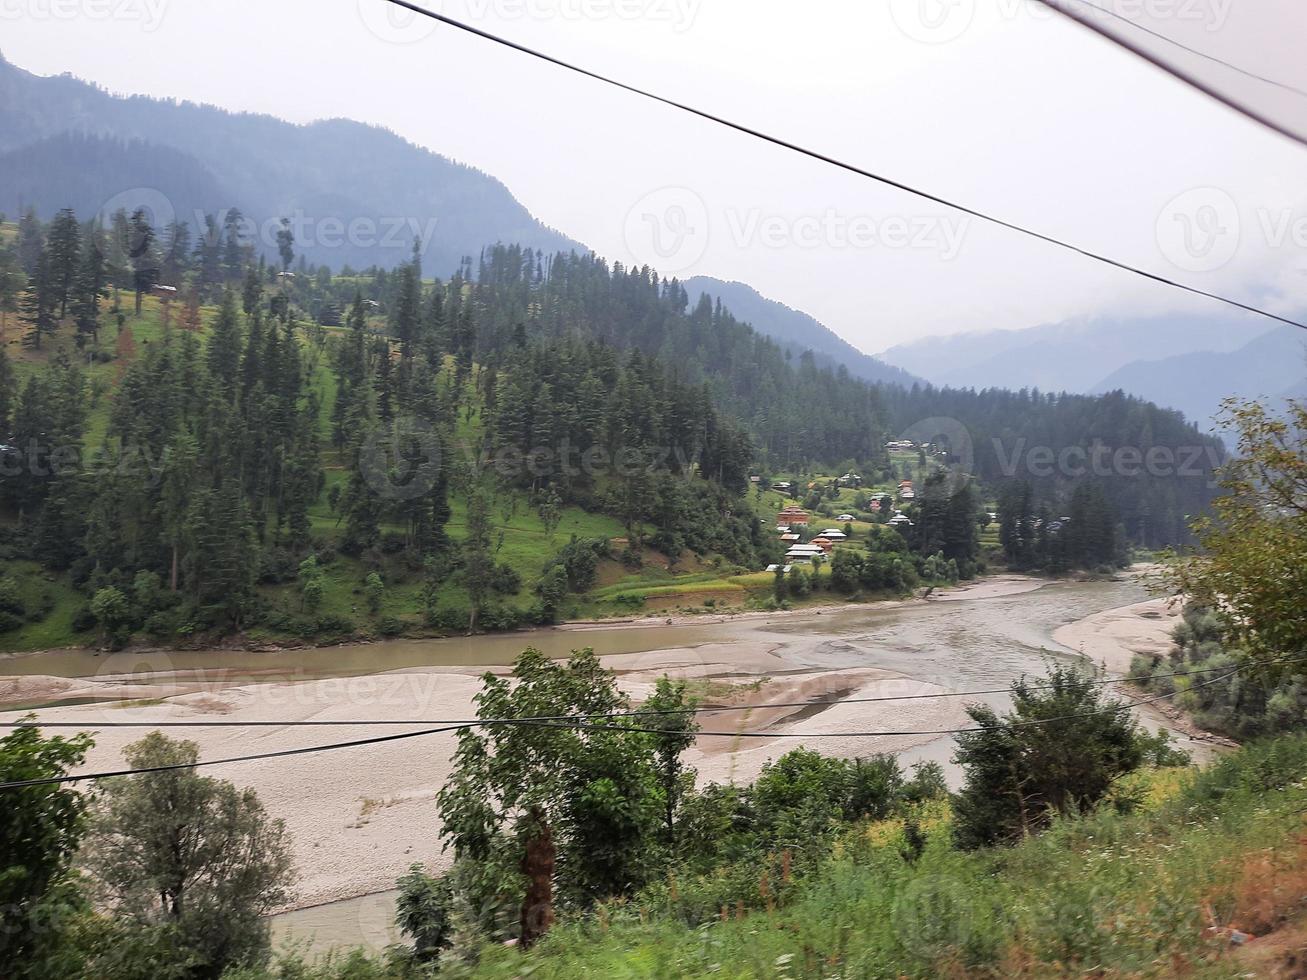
[1052,595,1181,675]
[559,572,1051,633]
[2,650,965,911]
[0,570,1145,912]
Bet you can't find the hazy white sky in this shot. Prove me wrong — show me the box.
[4,0,1306,353]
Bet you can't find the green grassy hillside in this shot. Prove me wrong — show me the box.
[2,284,937,655]
[446,738,1307,979]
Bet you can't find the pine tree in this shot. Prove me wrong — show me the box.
[391,254,421,359]
[160,220,192,284]
[16,209,42,276]
[0,346,13,435]
[222,209,247,281]
[0,245,23,340]
[276,217,295,271]
[462,485,496,632]
[70,234,108,347]
[45,208,80,320]
[241,264,263,318]
[193,214,225,299]
[19,248,57,350]
[422,284,446,368]
[206,290,242,393]
[339,466,381,556]
[158,430,197,592]
[331,293,371,448]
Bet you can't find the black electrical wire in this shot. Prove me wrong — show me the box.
[1033,0,1307,149]
[374,0,1307,333]
[1050,0,1307,99]
[0,661,1252,790]
[4,653,1298,729]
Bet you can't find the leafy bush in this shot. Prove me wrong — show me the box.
[313,614,354,635]
[0,576,25,618]
[377,616,405,637]
[490,564,522,596]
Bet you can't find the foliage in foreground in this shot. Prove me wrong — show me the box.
[1132,601,1307,741]
[229,736,1307,980]
[1,728,296,980]
[1171,397,1307,660]
[470,737,1307,979]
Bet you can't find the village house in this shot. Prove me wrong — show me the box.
[785,543,825,563]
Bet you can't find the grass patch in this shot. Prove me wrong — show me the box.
[462,738,1307,978]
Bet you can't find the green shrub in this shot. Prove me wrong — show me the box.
[377,616,405,637]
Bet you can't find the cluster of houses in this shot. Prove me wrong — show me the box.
[769,504,854,567]
[757,466,927,574]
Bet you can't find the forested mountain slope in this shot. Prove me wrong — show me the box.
[684,275,921,387]
[880,384,1223,547]
[0,53,908,390]
[0,53,574,274]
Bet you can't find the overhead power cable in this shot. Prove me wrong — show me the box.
[3,654,1296,729]
[1048,0,1307,99]
[375,0,1307,333]
[0,663,1252,790]
[1033,0,1307,149]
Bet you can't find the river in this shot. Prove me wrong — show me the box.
[2,574,1199,958]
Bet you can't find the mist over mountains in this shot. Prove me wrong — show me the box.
[0,52,918,388]
[879,311,1303,431]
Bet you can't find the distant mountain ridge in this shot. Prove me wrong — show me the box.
[0,53,576,275]
[877,310,1301,431]
[0,53,921,390]
[878,312,1276,394]
[685,277,922,387]
[1090,325,1306,431]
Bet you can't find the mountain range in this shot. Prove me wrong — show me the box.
[0,52,919,389]
[879,311,1303,431]
[6,51,1294,423]
[684,276,919,387]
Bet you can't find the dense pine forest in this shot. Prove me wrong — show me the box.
[0,205,1221,649]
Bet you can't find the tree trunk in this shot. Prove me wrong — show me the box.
[519,807,555,949]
